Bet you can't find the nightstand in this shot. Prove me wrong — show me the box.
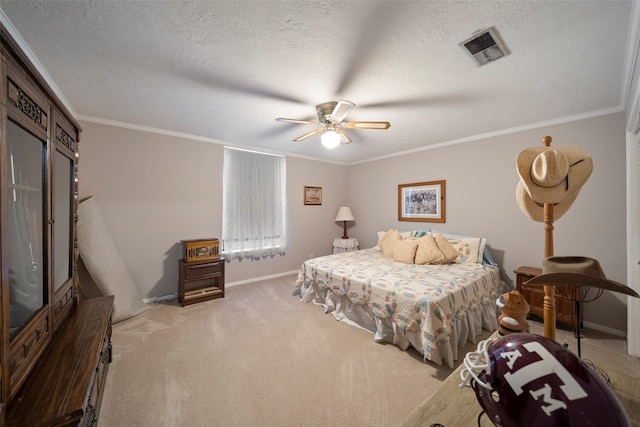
[514,266,582,335]
[333,238,359,254]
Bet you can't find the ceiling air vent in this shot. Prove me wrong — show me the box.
[460,26,509,67]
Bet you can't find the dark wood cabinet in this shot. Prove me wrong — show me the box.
[179,258,225,306]
[1,23,113,426]
[6,296,114,426]
[515,266,582,335]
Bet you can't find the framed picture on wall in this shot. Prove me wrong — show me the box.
[398,180,446,222]
[304,186,322,205]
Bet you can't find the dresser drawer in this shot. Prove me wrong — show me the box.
[514,266,581,335]
[520,284,545,308]
[183,260,223,279]
[178,257,226,306]
[9,310,51,390]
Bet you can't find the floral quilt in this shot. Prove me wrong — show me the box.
[295,248,501,361]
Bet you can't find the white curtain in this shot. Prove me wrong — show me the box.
[222,147,287,260]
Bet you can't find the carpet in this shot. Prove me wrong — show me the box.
[98,274,481,426]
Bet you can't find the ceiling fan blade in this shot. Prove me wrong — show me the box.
[360,94,474,109]
[344,121,391,130]
[334,2,402,95]
[293,128,323,142]
[337,129,351,144]
[175,67,307,104]
[329,100,356,123]
[276,118,321,125]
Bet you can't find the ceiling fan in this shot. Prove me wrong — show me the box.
[276,100,391,148]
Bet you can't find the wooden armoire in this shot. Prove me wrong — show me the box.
[0,23,114,425]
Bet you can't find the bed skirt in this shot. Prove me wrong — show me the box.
[299,280,499,368]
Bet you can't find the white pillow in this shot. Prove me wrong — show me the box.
[399,230,413,240]
[447,236,486,264]
[374,231,387,251]
[430,229,490,265]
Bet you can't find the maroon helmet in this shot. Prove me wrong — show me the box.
[459,333,630,426]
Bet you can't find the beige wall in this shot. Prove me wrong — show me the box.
[79,112,628,332]
[78,121,348,299]
[348,112,628,332]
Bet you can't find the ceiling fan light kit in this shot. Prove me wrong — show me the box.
[276,100,391,148]
[321,130,341,149]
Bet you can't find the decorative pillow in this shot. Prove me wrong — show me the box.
[379,228,402,258]
[482,244,497,266]
[378,228,394,243]
[411,229,430,238]
[433,233,459,263]
[400,230,413,240]
[374,231,387,251]
[447,237,485,264]
[393,239,418,264]
[414,234,445,265]
[431,229,493,265]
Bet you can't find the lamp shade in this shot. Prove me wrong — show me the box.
[335,207,355,222]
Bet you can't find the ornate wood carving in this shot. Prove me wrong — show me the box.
[56,123,77,151]
[7,80,47,130]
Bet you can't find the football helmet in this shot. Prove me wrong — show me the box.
[459,333,630,426]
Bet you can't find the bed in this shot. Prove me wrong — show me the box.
[295,230,504,368]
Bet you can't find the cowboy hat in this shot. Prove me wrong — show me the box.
[517,145,593,205]
[525,256,639,297]
[515,180,579,222]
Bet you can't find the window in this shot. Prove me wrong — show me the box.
[222,147,287,259]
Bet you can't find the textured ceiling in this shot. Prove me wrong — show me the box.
[0,1,636,164]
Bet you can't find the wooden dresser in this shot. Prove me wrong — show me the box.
[0,21,117,426]
[6,296,114,426]
[515,266,581,335]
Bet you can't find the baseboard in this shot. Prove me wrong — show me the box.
[582,320,626,338]
[143,293,178,304]
[225,270,299,288]
[143,270,299,303]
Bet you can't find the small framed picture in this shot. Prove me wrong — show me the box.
[304,186,322,205]
[398,180,446,222]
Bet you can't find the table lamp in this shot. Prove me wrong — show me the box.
[335,207,355,239]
